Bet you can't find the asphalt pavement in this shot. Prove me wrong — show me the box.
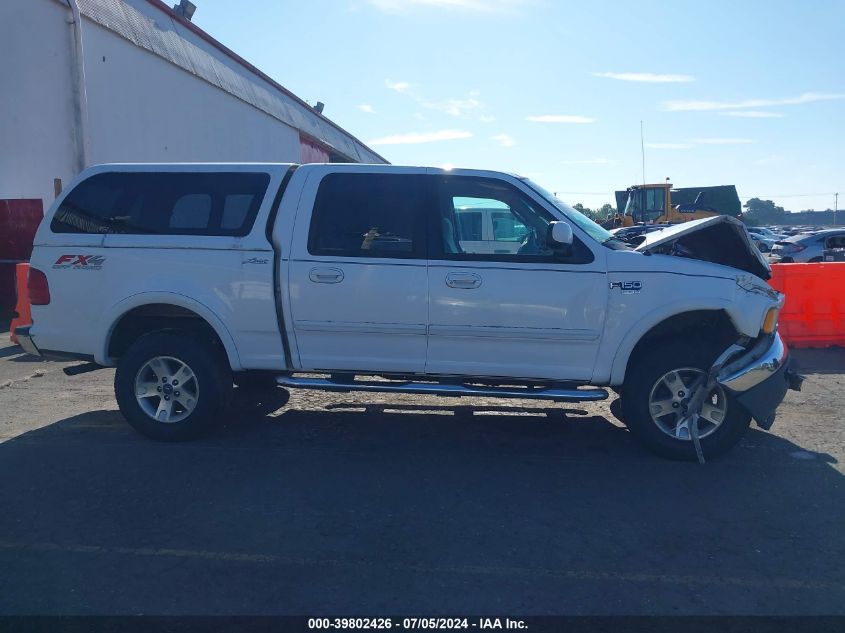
[0,331,843,615]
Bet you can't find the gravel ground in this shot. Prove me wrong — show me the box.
[0,332,843,615]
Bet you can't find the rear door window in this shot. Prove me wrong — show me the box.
[51,171,270,236]
[307,173,428,259]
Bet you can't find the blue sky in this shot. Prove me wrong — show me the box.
[192,0,844,212]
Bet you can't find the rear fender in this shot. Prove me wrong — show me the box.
[99,292,242,370]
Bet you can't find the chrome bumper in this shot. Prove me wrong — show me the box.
[716,332,802,429]
[718,332,788,393]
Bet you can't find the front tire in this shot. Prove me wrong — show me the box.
[620,340,750,460]
[115,330,232,441]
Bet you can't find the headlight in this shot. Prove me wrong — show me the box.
[762,307,779,334]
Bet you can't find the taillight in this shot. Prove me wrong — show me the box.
[776,242,805,254]
[28,268,51,305]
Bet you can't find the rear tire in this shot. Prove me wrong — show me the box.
[115,330,232,441]
[620,340,750,460]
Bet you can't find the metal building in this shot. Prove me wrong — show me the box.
[0,0,387,315]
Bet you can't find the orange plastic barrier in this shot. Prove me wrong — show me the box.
[9,263,31,344]
[768,262,845,348]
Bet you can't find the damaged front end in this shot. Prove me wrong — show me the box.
[633,216,802,427]
[635,215,772,280]
[711,332,804,429]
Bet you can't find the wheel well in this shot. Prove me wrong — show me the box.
[107,304,226,359]
[626,310,739,376]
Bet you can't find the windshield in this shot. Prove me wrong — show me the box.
[623,191,635,219]
[518,178,616,245]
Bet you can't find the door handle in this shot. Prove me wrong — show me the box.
[445,272,482,289]
[309,267,344,284]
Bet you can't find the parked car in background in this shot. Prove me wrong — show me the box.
[453,205,530,255]
[823,248,845,262]
[779,227,814,237]
[747,227,786,253]
[747,231,775,253]
[748,227,786,240]
[771,229,845,262]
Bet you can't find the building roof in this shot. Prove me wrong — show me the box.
[76,0,388,164]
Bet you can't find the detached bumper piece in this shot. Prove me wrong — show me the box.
[716,332,803,429]
[13,325,41,357]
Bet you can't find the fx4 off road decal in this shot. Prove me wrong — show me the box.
[53,255,106,270]
[610,280,642,294]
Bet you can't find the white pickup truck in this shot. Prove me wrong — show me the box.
[17,163,801,459]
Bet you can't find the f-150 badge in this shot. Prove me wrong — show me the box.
[610,280,642,294]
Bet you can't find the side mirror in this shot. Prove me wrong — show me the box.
[548,221,574,251]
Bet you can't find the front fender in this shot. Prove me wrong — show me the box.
[98,291,242,370]
[610,298,739,385]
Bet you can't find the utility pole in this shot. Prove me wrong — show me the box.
[640,121,646,185]
[834,192,838,226]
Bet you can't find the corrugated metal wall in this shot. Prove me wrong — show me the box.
[77,0,386,164]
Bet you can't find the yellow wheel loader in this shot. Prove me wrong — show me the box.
[603,181,742,229]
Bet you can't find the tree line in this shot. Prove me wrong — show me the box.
[741,198,839,226]
[572,203,615,223]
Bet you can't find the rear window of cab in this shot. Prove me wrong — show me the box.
[50,171,271,236]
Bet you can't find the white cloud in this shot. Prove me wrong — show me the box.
[479,114,497,123]
[369,0,525,13]
[687,138,756,145]
[646,138,756,149]
[490,133,515,147]
[719,111,784,118]
[646,143,694,150]
[663,92,845,112]
[526,114,596,123]
[386,80,488,118]
[385,80,412,94]
[427,97,483,117]
[562,157,616,165]
[593,72,695,83]
[358,104,376,114]
[754,154,787,166]
[368,129,473,145]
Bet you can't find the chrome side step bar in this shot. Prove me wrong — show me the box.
[276,376,608,402]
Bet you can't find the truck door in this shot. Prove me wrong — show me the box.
[427,174,606,381]
[285,168,430,373]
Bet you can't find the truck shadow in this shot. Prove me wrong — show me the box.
[0,393,843,614]
[792,346,845,374]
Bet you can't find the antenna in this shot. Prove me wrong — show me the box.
[640,120,645,185]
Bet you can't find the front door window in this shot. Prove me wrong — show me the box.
[436,177,559,261]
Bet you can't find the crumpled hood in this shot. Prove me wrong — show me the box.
[635,216,772,280]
